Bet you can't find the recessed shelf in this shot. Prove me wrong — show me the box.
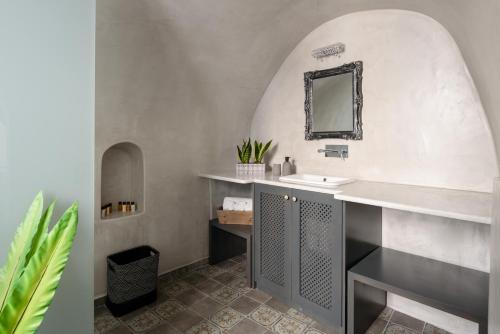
[101,142,144,220]
[101,210,143,221]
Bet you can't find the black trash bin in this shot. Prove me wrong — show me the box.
[106,245,160,316]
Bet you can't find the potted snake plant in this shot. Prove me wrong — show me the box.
[236,138,272,176]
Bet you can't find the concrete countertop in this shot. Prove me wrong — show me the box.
[199,172,492,225]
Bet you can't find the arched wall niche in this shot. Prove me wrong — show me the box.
[101,142,144,219]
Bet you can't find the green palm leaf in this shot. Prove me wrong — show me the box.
[0,192,44,312]
[0,202,78,334]
[25,202,55,266]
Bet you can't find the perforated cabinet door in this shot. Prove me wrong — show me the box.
[291,189,343,327]
[254,184,292,302]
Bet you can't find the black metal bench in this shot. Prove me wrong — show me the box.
[209,218,253,287]
[348,247,489,334]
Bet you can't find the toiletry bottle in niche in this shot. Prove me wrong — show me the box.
[131,202,136,212]
[282,157,292,176]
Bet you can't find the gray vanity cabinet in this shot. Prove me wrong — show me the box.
[254,184,343,327]
[254,184,292,301]
[291,189,343,327]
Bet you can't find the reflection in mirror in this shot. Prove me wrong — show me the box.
[312,72,354,132]
[305,61,363,140]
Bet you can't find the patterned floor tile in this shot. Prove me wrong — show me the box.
[228,276,251,293]
[210,286,240,304]
[158,273,175,288]
[250,304,282,327]
[190,296,224,318]
[96,256,448,334]
[308,320,337,334]
[169,309,204,332]
[153,299,186,320]
[365,318,388,334]
[171,266,192,279]
[390,312,425,332]
[147,290,172,309]
[227,318,268,334]
[229,296,261,315]
[194,278,224,294]
[378,307,393,321]
[105,325,134,334]
[230,255,245,263]
[213,272,238,285]
[183,272,208,286]
[210,307,245,329]
[95,305,111,317]
[185,320,221,334]
[146,323,181,334]
[266,298,290,313]
[273,316,307,334]
[163,280,191,296]
[304,330,323,334]
[176,288,206,306]
[195,265,225,278]
[245,289,272,303]
[215,259,238,271]
[423,324,452,334]
[286,309,313,325]
[231,263,246,276]
[384,323,419,334]
[94,313,121,334]
[124,310,162,333]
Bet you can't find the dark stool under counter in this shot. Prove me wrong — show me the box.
[209,218,253,287]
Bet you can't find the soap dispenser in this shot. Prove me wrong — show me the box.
[282,157,292,176]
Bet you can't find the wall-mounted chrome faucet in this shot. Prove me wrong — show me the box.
[318,145,348,160]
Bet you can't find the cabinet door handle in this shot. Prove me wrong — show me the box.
[292,197,297,202]
[284,195,289,200]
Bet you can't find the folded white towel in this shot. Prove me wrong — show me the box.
[223,197,253,211]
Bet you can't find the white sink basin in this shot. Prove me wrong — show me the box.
[279,174,354,188]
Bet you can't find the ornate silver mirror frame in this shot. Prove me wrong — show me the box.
[304,61,363,140]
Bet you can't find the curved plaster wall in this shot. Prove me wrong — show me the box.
[250,11,496,333]
[251,10,497,193]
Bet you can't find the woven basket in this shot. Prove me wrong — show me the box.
[106,246,159,315]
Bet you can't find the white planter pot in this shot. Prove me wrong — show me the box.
[236,163,265,176]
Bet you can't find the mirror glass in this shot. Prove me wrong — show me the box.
[312,72,354,132]
[304,61,363,140]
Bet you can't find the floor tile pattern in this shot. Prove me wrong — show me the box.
[366,308,452,334]
[95,255,450,334]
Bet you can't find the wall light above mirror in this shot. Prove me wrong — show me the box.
[304,61,363,140]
